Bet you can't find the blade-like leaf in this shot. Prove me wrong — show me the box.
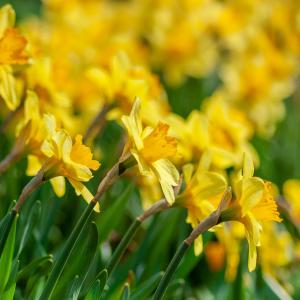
[120,283,130,300]
[2,259,19,300]
[85,280,101,300]
[66,275,81,300]
[131,272,163,300]
[51,222,99,299]
[97,183,134,243]
[17,255,53,281]
[17,200,41,256]
[0,216,17,295]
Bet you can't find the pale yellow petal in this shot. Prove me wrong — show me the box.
[152,159,179,205]
[183,163,194,183]
[50,176,66,198]
[242,214,262,272]
[0,65,18,110]
[194,171,227,199]
[0,5,15,36]
[243,152,254,179]
[194,235,203,256]
[26,155,42,176]
[240,177,264,215]
[132,151,152,177]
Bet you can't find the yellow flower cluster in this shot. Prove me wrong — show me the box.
[0,0,299,284]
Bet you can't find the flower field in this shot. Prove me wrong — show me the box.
[0,0,300,299]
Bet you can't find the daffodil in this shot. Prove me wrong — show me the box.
[121,99,179,205]
[36,114,101,211]
[176,153,227,255]
[283,179,300,224]
[221,153,282,271]
[86,52,168,123]
[0,4,29,110]
[0,90,46,174]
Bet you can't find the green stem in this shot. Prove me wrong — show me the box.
[107,218,141,276]
[39,201,95,300]
[153,241,189,300]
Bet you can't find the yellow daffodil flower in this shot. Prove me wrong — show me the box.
[0,4,29,110]
[38,114,101,211]
[121,98,179,205]
[176,153,227,255]
[283,179,300,224]
[221,153,281,271]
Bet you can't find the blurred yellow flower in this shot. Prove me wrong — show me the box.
[222,153,281,271]
[0,4,29,110]
[0,28,29,65]
[283,179,300,224]
[122,98,179,205]
[177,153,227,255]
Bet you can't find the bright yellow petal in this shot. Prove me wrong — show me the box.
[132,151,152,176]
[193,171,227,199]
[0,65,18,110]
[183,163,194,183]
[26,155,42,176]
[121,99,143,150]
[50,176,66,198]
[242,214,262,272]
[152,159,179,186]
[152,159,179,205]
[194,235,203,256]
[0,5,15,36]
[0,28,29,64]
[243,152,254,179]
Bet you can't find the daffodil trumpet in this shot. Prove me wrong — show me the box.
[153,187,232,300]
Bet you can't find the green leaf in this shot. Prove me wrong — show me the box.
[2,260,19,300]
[17,200,41,256]
[0,209,17,257]
[50,222,99,300]
[85,268,108,297]
[66,275,81,300]
[0,216,17,295]
[97,183,134,243]
[120,283,130,300]
[263,274,293,300]
[17,255,53,282]
[163,279,185,300]
[131,272,163,300]
[40,202,95,300]
[141,210,181,279]
[84,280,101,300]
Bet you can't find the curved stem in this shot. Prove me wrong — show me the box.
[14,169,45,213]
[0,144,23,174]
[153,241,189,300]
[83,104,110,143]
[153,206,224,300]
